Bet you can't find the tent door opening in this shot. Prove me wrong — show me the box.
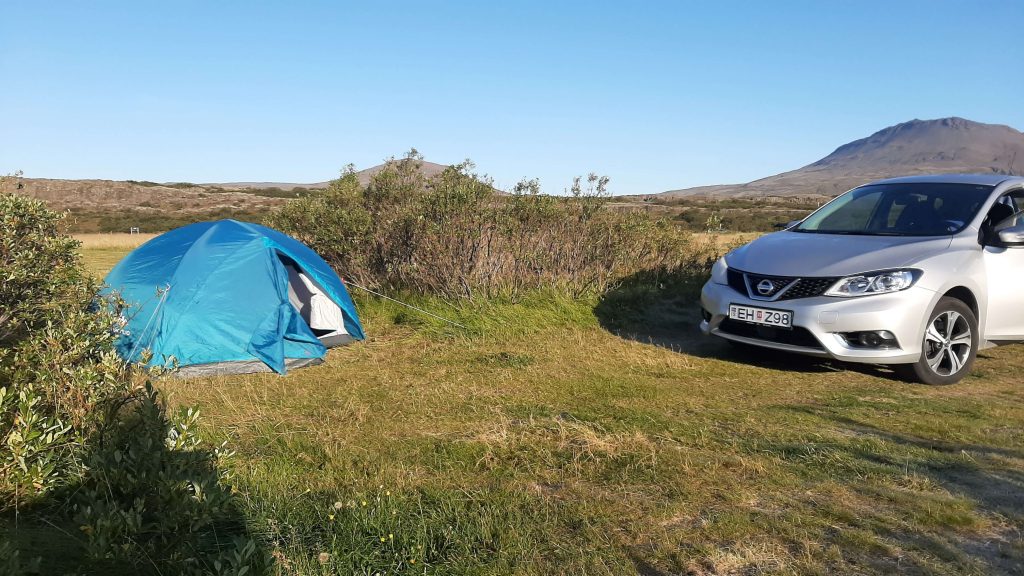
[279,254,353,348]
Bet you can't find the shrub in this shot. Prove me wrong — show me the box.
[0,192,133,499]
[69,383,271,574]
[657,196,823,233]
[268,151,717,299]
[0,191,268,574]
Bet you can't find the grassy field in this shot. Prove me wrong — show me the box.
[68,242,1024,574]
[75,232,158,276]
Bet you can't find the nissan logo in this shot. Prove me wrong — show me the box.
[756,279,775,295]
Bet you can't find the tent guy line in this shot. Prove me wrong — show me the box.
[124,283,170,366]
[343,279,469,330]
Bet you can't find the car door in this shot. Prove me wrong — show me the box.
[982,190,1024,340]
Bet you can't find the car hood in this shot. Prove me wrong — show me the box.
[725,231,953,277]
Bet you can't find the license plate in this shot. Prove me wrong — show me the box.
[728,304,793,328]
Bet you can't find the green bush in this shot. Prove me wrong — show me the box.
[0,192,133,498]
[0,191,269,574]
[654,196,824,232]
[68,383,271,574]
[268,151,717,299]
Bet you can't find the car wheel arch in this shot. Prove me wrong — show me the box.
[942,286,979,320]
[933,285,989,343]
[908,284,985,354]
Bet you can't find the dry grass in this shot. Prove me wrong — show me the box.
[708,229,765,245]
[160,303,1024,575]
[73,245,1024,575]
[75,234,154,277]
[5,177,285,214]
[74,232,158,249]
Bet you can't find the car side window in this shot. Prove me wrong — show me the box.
[991,191,1024,232]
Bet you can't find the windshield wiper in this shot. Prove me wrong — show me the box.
[795,230,920,236]
[797,230,865,235]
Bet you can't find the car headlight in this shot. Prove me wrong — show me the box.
[711,257,729,285]
[825,270,918,297]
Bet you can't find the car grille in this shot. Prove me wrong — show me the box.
[726,269,747,295]
[726,269,837,301]
[718,319,824,349]
[780,277,838,299]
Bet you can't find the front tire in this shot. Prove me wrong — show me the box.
[899,297,978,385]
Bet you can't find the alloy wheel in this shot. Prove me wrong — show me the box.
[923,310,973,376]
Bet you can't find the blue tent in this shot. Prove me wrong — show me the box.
[104,220,364,376]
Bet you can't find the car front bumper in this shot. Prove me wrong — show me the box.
[700,280,937,364]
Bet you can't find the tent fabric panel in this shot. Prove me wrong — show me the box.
[109,222,267,364]
[104,221,215,288]
[148,237,281,368]
[102,219,362,376]
[174,357,324,378]
[317,333,355,348]
[159,238,325,373]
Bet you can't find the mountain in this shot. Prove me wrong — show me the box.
[661,117,1024,198]
[350,160,449,187]
[206,160,451,190]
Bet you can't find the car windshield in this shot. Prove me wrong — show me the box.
[795,182,993,236]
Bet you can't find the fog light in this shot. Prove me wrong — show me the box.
[841,330,899,349]
[860,332,882,347]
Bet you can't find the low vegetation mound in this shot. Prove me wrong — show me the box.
[269,152,716,299]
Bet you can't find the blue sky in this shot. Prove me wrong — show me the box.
[2,1,1022,194]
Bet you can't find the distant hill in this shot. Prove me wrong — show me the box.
[0,178,287,214]
[660,117,1024,198]
[1,160,456,216]
[350,160,449,187]
[203,181,330,191]
[206,160,451,190]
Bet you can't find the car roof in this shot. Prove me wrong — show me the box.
[864,173,1024,187]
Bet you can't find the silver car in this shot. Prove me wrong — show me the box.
[700,174,1024,384]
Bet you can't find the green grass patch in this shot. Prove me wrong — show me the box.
[17,244,1023,575]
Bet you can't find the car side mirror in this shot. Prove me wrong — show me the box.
[996,223,1024,247]
[782,219,802,230]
